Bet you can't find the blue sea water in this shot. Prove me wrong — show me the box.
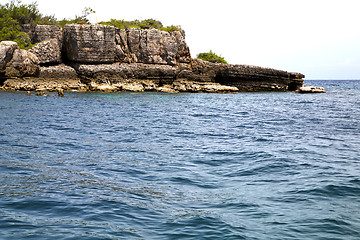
[0,80,359,239]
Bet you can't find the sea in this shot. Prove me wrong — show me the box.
[0,80,359,240]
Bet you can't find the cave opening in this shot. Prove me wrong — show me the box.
[288,82,299,91]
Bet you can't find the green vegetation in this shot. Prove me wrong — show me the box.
[0,0,56,48]
[197,50,228,64]
[99,18,179,32]
[0,1,96,48]
[56,7,96,27]
[0,0,179,50]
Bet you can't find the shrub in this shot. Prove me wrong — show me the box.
[0,0,55,48]
[197,50,228,64]
[56,7,95,27]
[99,18,179,32]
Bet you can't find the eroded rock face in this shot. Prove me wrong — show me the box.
[120,28,191,65]
[115,29,132,63]
[191,59,304,91]
[127,28,178,65]
[29,39,62,65]
[22,24,63,46]
[0,41,18,70]
[64,24,116,63]
[74,63,177,85]
[171,29,191,63]
[5,48,40,77]
[1,23,307,93]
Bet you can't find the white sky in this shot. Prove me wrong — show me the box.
[4,0,360,79]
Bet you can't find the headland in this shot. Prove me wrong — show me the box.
[0,24,306,93]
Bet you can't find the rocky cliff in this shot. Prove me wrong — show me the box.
[0,24,304,93]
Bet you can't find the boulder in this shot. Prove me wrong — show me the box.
[0,41,18,70]
[5,49,40,77]
[64,24,116,63]
[38,64,79,80]
[29,39,61,65]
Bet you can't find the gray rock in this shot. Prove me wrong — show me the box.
[39,64,79,80]
[171,30,191,63]
[126,28,187,65]
[29,39,61,65]
[5,49,40,77]
[115,29,131,63]
[22,24,63,47]
[190,59,305,91]
[0,41,18,70]
[75,63,177,85]
[127,28,141,63]
[64,24,116,63]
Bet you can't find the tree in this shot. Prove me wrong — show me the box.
[197,50,228,64]
[57,7,96,26]
[0,0,57,48]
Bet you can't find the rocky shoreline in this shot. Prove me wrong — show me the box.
[1,24,308,94]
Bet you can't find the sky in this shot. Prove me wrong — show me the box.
[3,0,360,79]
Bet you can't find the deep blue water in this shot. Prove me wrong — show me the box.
[0,80,359,239]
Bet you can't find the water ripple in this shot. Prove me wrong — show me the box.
[0,81,360,239]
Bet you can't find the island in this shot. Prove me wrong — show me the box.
[0,24,306,93]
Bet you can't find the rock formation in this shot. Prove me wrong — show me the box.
[64,24,116,63]
[0,41,18,70]
[0,23,308,93]
[29,39,62,65]
[4,48,40,78]
[22,24,63,47]
[298,85,326,93]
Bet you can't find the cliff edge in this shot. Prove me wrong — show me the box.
[0,24,304,93]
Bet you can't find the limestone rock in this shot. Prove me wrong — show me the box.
[126,28,185,65]
[0,41,18,70]
[35,90,46,96]
[200,83,239,93]
[298,85,326,93]
[22,24,63,47]
[29,39,61,65]
[189,59,304,91]
[89,82,120,92]
[172,80,238,93]
[39,64,79,80]
[115,29,132,63]
[171,30,191,63]
[122,82,145,92]
[156,85,179,93]
[2,64,86,92]
[64,24,116,63]
[5,49,40,77]
[75,63,177,84]
[57,88,64,97]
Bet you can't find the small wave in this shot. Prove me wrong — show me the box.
[289,182,360,198]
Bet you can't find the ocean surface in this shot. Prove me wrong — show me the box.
[0,80,359,239]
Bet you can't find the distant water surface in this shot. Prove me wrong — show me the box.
[0,80,359,239]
